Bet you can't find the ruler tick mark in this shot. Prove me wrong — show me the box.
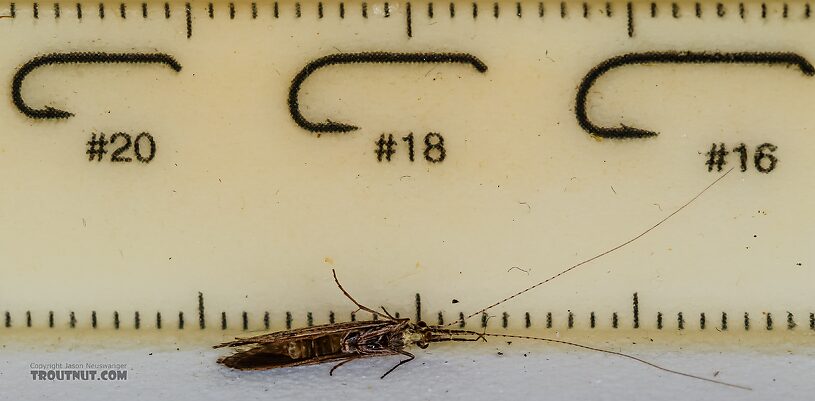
[113,311,119,329]
[787,312,796,329]
[242,311,248,330]
[198,292,205,329]
[185,3,192,38]
[415,293,422,322]
[142,2,147,18]
[120,3,125,18]
[178,312,184,329]
[229,2,234,19]
[135,311,141,329]
[53,2,58,18]
[156,312,162,329]
[677,312,684,330]
[252,2,257,19]
[69,311,76,328]
[626,2,633,37]
[32,2,37,19]
[406,2,412,37]
[766,312,773,330]
[221,311,227,330]
[264,312,270,329]
[164,2,169,19]
[92,311,97,328]
[98,2,103,19]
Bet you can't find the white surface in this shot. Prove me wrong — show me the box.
[2,343,813,401]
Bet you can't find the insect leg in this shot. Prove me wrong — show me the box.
[379,306,397,320]
[380,350,415,379]
[332,269,390,320]
[329,356,362,376]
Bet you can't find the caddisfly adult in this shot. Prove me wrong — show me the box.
[215,169,748,390]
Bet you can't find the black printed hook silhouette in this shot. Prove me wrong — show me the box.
[12,52,182,119]
[288,52,488,133]
[575,51,815,139]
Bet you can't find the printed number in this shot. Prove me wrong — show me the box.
[705,142,777,173]
[423,133,446,163]
[110,133,132,163]
[133,133,157,163]
[376,133,446,164]
[86,132,156,164]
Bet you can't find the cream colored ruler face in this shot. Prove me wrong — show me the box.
[0,0,812,337]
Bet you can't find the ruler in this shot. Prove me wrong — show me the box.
[0,0,812,338]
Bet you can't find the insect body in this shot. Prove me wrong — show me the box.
[216,271,485,378]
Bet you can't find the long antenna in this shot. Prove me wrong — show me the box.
[446,168,734,327]
[480,332,751,391]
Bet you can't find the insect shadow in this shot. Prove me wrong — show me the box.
[216,169,748,390]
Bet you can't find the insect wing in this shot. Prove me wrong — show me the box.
[218,342,357,370]
[215,320,396,348]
